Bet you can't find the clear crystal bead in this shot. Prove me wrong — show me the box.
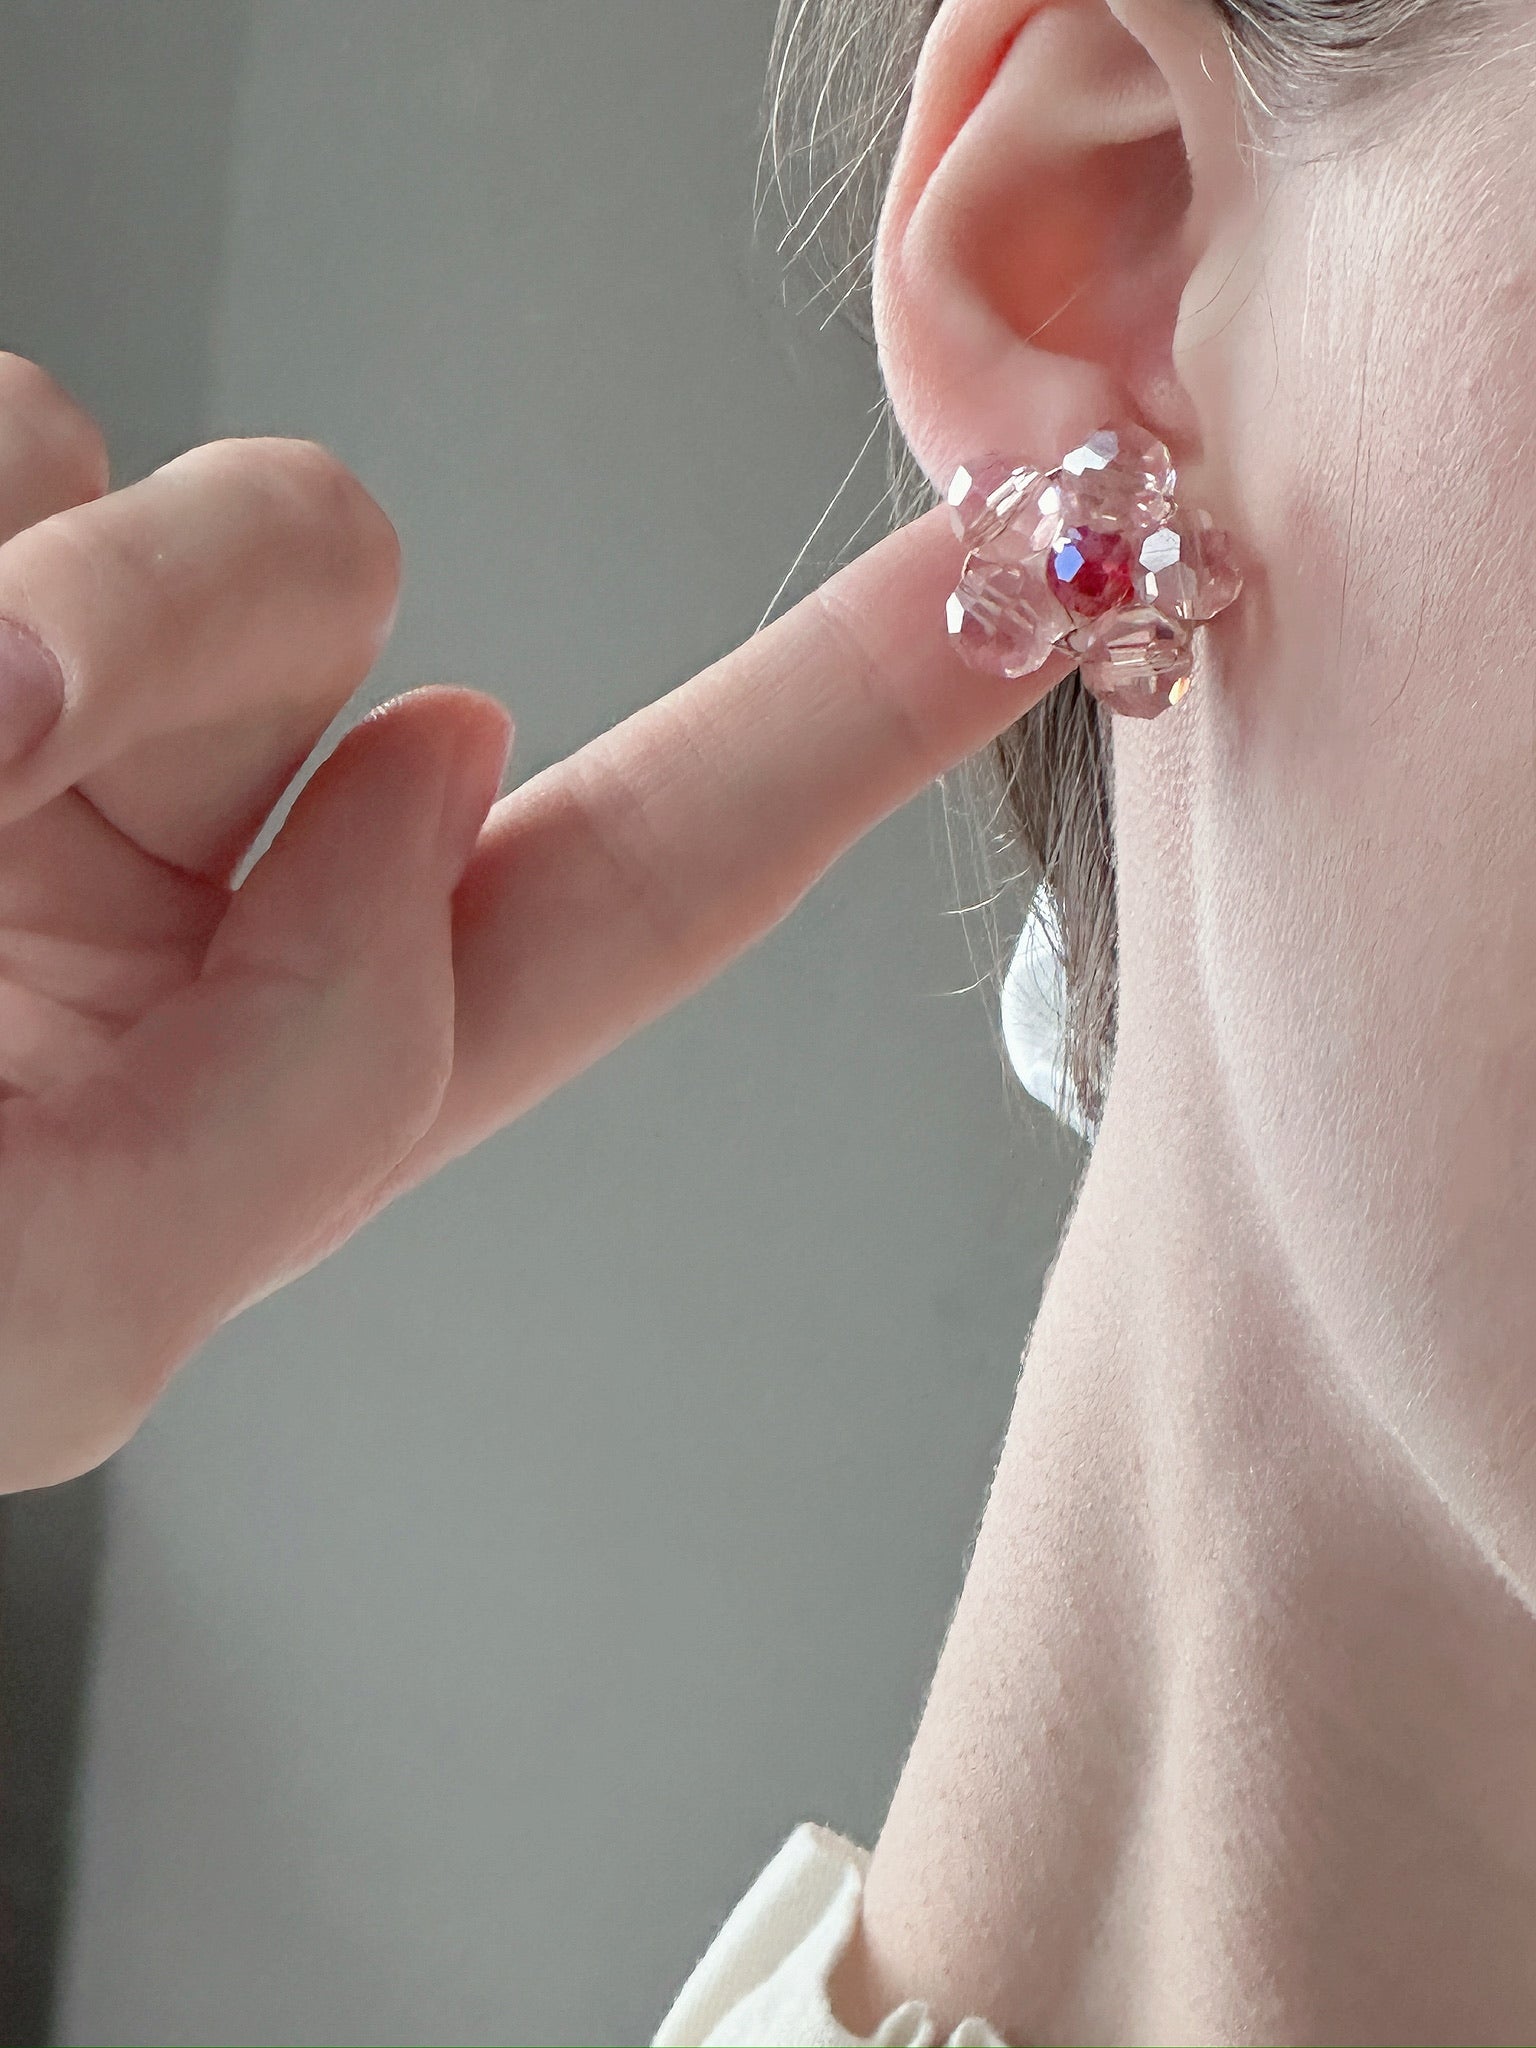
[1181,508,1243,621]
[1133,525,1195,614]
[1071,604,1195,719]
[946,552,1067,680]
[1060,425,1176,502]
[1139,527,1183,572]
[1037,465,1167,542]
[1145,560,1201,615]
[1068,602,1191,669]
[1021,479,1070,555]
[969,489,1059,568]
[1133,514,1243,624]
[1081,656,1196,719]
[946,457,1043,550]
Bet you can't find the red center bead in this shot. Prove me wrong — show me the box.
[1046,526,1135,618]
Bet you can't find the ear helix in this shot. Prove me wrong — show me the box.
[945,427,1242,720]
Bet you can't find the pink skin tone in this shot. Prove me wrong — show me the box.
[0,362,1067,1486]
[825,0,1536,2040]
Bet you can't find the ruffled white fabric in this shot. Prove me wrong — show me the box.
[652,1822,1004,2047]
[1001,883,1088,1142]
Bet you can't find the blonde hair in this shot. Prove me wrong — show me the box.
[761,0,1470,1143]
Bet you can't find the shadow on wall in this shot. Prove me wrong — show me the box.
[0,4,251,2038]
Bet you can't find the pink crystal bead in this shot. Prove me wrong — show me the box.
[945,456,1042,551]
[946,557,1065,679]
[1060,425,1176,501]
[1134,525,1199,617]
[1083,660,1194,720]
[1070,604,1193,719]
[1182,509,1243,620]
[942,426,1243,720]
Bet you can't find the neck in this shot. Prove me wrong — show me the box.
[835,714,1536,2043]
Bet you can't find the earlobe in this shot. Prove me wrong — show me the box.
[874,0,1243,497]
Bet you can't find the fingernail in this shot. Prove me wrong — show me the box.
[0,618,65,767]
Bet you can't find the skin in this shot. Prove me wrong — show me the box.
[823,0,1536,2040]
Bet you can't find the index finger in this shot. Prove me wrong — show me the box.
[398,502,1073,1188]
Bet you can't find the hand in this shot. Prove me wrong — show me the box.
[0,357,1070,1490]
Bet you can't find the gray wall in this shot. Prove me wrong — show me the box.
[0,6,1081,2043]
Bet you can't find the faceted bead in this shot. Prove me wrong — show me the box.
[969,488,1059,569]
[1080,654,1195,720]
[1134,527,1199,617]
[1036,464,1165,543]
[946,552,1068,680]
[1060,425,1176,502]
[1145,559,1201,616]
[1071,604,1195,720]
[945,457,1043,550]
[1139,526,1183,573]
[1017,478,1072,556]
[1046,526,1136,619]
[1060,430,1117,475]
[1181,508,1244,621]
[1068,601,1192,669]
[1120,426,1179,501]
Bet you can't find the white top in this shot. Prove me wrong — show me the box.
[651,1822,1005,2047]
[1001,883,1087,1141]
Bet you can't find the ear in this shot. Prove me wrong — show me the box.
[873,0,1256,496]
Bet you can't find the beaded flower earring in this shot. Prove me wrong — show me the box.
[944,427,1243,719]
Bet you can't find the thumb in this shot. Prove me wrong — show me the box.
[0,685,511,1488]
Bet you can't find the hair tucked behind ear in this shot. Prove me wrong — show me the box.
[761,0,1467,1145]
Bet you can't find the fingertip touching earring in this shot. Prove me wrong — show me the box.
[944,427,1243,720]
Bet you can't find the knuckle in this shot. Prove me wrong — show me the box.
[376,1018,455,1152]
[0,353,111,501]
[563,742,695,956]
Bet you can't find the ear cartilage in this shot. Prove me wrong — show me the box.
[944,428,1242,719]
